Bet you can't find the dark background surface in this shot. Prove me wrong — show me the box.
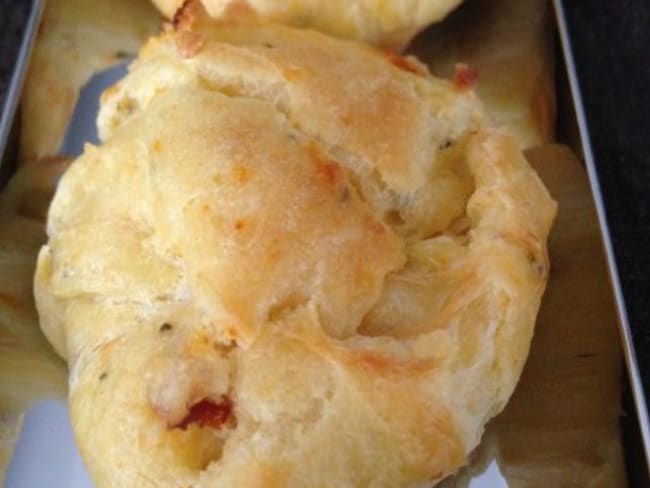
[0,2,30,108]
[560,0,650,398]
[1,0,649,477]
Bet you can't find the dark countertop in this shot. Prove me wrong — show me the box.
[1,0,649,467]
[561,1,650,391]
[0,2,30,108]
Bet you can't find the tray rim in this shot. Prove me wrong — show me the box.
[553,0,650,472]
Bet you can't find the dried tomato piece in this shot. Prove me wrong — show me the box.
[453,64,479,91]
[175,396,233,430]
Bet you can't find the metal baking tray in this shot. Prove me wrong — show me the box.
[1,0,648,486]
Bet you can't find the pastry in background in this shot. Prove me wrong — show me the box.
[0,157,70,480]
[35,3,555,486]
[409,0,556,150]
[152,0,463,47]
[19,0,160,161]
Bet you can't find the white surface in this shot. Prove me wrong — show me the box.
[60,63,128,155]
[5,401,93,488]
[469,460,508,488]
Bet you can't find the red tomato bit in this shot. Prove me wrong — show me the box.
[176,396,233,430]
[453,63,479,91]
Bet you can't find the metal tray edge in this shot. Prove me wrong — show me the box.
[553,0,650,472]
[0,0,46,163]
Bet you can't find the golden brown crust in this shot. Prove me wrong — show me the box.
[35,9,555,487]
[409,0,556,150]
[152,0,463,47]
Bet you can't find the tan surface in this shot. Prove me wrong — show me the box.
[19,0,160,161]
[35,7,555,487]
[0,158,70,481]
[0,413,22,479]
[409,0,556,150]
[152,0,463,47]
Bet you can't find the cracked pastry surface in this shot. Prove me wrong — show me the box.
[35,5,556,487]
[152,0,463,47]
